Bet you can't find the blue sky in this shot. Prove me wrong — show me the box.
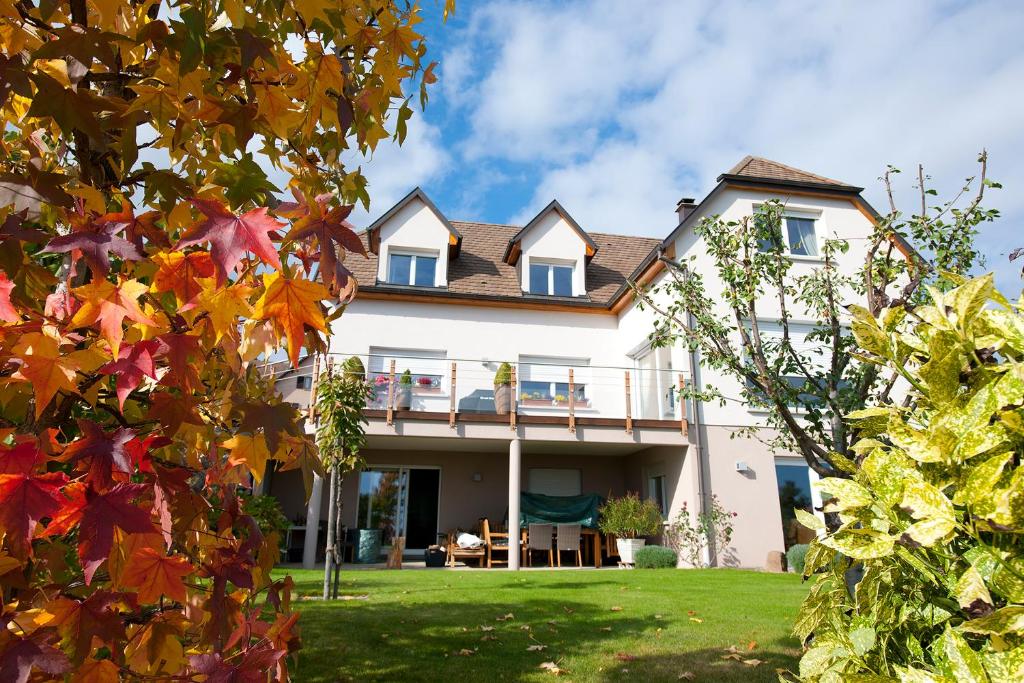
[353,0,1024,291]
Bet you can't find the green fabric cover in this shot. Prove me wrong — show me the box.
[519,493,605,529]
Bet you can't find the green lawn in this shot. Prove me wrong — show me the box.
[274,568,808,682]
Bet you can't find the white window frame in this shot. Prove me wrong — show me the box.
[387,249,439,287]
[527,258,575,296]
[753,205,824,261]
[648,474,667,517]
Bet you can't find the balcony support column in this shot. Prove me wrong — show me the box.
[302,472,324,569]
[508,437,521,570]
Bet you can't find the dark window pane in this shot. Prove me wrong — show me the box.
[529,264,549,294]
[414,256,436,287]
[552,265,573,296]
[521,381,551,400]
[786,218,817,256]
[388,253,412,284]
[754,214,781,253]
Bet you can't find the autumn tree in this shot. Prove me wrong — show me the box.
[635,155,1000,478]
[0,0,450,679]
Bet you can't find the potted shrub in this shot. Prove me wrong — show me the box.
[494,362,512,414]
[598,493,663,566]
[393,369,413,410]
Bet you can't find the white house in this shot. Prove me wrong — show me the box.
[266,156,893,570]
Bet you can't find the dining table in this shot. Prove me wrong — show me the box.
[520,527,610,568]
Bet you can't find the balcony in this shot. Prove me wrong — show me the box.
[272,353,689,437]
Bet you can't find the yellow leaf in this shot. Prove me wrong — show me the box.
[11,332,81,418]
[222,433,271,483]
[252,271,328,367]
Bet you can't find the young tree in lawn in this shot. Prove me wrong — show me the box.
[0,0,450,679]
[634,154,1000,479]
[314,357,369,600]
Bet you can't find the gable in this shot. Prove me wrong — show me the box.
[502,200,597,266]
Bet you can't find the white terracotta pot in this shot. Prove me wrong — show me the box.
[616,538,646,565]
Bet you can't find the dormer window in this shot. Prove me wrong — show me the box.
[388,251,438,287]
[529,260,574,296]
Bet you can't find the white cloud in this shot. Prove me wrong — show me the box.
[450,0,1024,290]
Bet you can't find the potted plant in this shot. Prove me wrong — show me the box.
[494,362,513,414]
[598,493,663,566]
[393,369,413,410]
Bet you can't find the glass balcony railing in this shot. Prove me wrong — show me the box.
[269,353,691,426]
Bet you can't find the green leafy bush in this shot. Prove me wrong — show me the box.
[792,275,1024,682]
[634,545,677,569]
[786,544,808,575]
[342,355,366,380]
[599,493,663,538]
[494,362,512,386]
[240,492,290,538]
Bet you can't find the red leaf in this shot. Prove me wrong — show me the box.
[42,213,144,277]
[0,272,18,322]
[38,481,86,538]
[0,631,70,683]
[79,483,156,584]
[175,198,283,283]
[45,592,128,664]
[155,333,202,392]
[0,443,67,557]
[189,642,284,683]
[98,340,160,410]
[284,198,365,291]
[61,420,136,488]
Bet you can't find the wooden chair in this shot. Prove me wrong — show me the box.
[524,523,554,567]
[556,524,582,567]
[482,518,509,568]
[445,530,486,568]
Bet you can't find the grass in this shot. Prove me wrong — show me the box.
[274,567,808,682]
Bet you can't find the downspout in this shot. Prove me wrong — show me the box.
[686,308,715,567]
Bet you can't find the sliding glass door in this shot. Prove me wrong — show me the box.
[356,467,440,552]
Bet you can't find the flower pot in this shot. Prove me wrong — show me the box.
[393,386,412,410]
[494,384,511,414]
[616,538,646,565]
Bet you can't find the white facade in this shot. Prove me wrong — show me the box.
[273,158,882,570]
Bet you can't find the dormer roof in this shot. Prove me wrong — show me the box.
[501,199,598,265]
[364,187,462,257]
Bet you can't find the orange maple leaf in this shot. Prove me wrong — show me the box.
[151,250,216,308]
[119,547,192,604]
[70,279,157,356]
[252,271,327,367]
[11,332,81,418]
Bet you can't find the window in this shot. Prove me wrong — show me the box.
[528,468,582,496]
[648,475,667,516]
[776,462,814,549]
[388,251,437,287]
[528,262,573,296]
[785,218,818,256]
[368,347,447,407]
[755,215,819,257]
[296,375,311,389]
[518,356,590,407]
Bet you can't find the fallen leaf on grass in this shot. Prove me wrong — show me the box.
[520,624,531,631]
[723,646,742,654]
[479,625,495,632]
[496,613,514,621]
[339,594,369,601]
[721,653,742,661]
[610,606,623,612]
[454,649,476,656]
[654,614,663,620]
[747,640,758,651]
[689,617,704,623]
[599,626,612,632]
[546,620,557,626]
[687,610,698,616]
[678,673,696,680]
[481,635,498,642]
[562,606,574,614]
[615,653,636,662]
[539,662,564,675]
[742,659,763,667]
[527,644,547,651]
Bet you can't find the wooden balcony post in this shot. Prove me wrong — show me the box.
[509,365,517,431]
[624,371,632,434]
[568,368,576,433]
[449,362,457,429]
[386,359,396,426]
[678,373,688,437]
[308,353,322,420]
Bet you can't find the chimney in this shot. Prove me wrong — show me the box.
[676,197,696,224]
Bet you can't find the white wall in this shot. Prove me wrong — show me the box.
[519,210,588,296]
[376,198,451,287]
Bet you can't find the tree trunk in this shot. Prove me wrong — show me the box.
[322,462,339,600]
[331,469,345,599]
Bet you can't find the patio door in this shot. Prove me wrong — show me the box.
[634,346,674,419]
[356,466,440,553]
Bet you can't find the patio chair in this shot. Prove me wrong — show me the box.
[556,524,582,568]
[445,529,486,568]
[481,518,509,568]
[524,523,554,567]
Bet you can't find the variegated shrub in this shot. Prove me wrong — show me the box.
[793,274,1024,683]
